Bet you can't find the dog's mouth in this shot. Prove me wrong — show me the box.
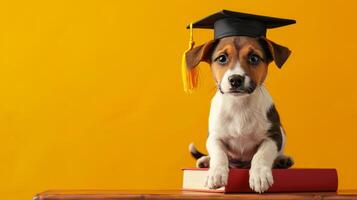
[228,89,246,94]
[227,86,256,95]
[226,90,249,97]
[218,82,256,95]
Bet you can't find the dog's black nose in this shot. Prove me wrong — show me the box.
[228,75,245,89]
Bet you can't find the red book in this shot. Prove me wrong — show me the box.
[182,168,338,193]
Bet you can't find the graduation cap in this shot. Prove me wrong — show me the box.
[181,10,296,93]
[189,10,296,39]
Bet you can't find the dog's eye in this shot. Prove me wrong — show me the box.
[248,54,261,65]
[215,54,228,65]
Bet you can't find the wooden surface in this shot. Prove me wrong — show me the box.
[34,190,357,200]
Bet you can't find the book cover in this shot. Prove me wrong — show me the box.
[182,168,338,193]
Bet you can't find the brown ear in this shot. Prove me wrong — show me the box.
[261,37,291,68]
[185,40,216,70]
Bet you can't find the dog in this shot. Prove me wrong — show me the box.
[186,36,294,193]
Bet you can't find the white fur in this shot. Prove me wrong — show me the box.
[206,85,283,192]
[279,127,286,155]
[249,138,277,193]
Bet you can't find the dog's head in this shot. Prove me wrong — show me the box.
[185,36,291,96]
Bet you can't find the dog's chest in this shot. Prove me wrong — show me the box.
[221,109,268,160]
[224,108,266,136]
[209,90,273,161]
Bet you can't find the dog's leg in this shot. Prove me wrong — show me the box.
[249,138,278,193]
[205,136,229,189]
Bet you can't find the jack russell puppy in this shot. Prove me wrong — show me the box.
[187,36,294,193]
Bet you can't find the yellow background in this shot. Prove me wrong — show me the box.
[1,1,356,199]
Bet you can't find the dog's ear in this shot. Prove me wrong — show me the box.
[259,37,291,68]
[185,40,217,69]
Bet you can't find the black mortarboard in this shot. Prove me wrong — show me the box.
[188,10,296,39]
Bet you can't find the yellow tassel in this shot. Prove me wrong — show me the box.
[181,23,199,93]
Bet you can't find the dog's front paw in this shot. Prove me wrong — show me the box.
[249,166,274,193]
[205,166,229,189]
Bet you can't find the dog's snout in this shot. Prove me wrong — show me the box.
[228,75,245,89]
